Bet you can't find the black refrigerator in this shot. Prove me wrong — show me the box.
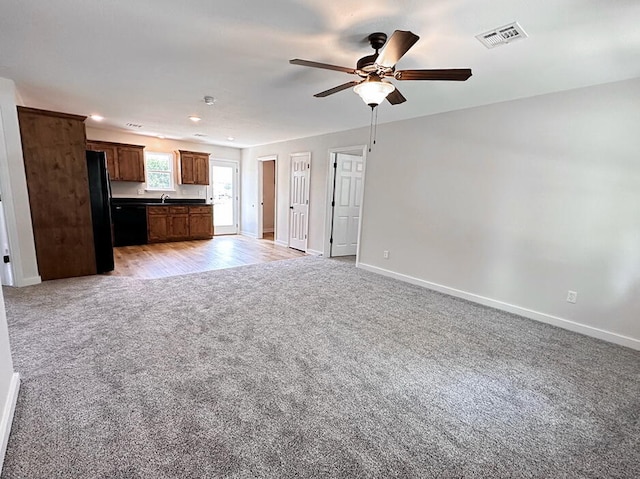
[86,150,115,273]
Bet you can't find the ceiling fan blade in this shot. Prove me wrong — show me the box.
[375,30,420,68]
[290,59,356,74]
[395,69,473,81]
[314,81,361,98]
[386,88,407,105]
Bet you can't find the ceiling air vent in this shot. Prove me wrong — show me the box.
[476,22,527,49]
[194,133,208,137]
[125,122,143,128]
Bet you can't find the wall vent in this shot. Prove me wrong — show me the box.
[476,22,527,49]
[125,122,143,128]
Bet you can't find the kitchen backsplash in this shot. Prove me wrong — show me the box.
[110,181,207,200]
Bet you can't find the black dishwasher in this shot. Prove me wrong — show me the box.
[112,204,148,246]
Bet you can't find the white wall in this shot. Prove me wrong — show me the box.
[86,128,241,200]
[0,78,40,286]
[242,77,640,348]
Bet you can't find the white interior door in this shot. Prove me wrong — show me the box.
[209,160,239,235]
[289,152,310,251]
[331,153,363,256]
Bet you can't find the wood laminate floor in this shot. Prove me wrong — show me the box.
[108,235,305,279]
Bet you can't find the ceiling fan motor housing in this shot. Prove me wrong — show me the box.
[357,32,388,73]
[368,32,387,50]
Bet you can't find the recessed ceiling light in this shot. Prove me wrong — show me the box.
[227,137,235,141]
[189,116,201,122]
[90,114,104,121]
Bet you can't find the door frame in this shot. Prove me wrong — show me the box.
[209,158,240,235]
[257,155,278,240]
[289,151,311,251]
[0,195,14,285]
[323,145,368,263]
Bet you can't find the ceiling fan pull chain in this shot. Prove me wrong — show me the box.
[368,106,375,152]
[374,106,379,146]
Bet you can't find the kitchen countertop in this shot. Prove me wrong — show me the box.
[112,198,209,206]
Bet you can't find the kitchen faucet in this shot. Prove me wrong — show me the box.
[160,193,170,203]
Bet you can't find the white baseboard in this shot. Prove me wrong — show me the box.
[358,263,640,351]
[307,249,323,257]
[0,373,20,473]
[240,231,257,239]
[274,240,288,247]
[15,276,41,287]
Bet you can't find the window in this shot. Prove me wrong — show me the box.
[145,152,174,191]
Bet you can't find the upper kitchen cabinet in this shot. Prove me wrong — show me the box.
[87,140,145,182]
[116,145,145,182]
[87,141,118,179]
[17,107,97,280]
[178,150,209,185]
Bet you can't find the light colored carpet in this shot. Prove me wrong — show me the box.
[2,256,639,478]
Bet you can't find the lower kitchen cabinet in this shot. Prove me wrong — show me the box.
[167,207,189,240]
[189,206,215,239]
[147,204,213,242]
[147,207,168,242]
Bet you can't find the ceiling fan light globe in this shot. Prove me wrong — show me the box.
[353,80,395,107]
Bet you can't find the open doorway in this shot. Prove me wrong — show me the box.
[257,155,277,241]
[324,146,367,262]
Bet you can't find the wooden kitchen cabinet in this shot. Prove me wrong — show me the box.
[86,141,118,180]
[147,206,168,242]
[189,205,214,238]
[167,206,189,240]
[87,140,145,182]
[178,150,209,185]
[17,107,97,280]
[116,145,145,182]
[147,204,213,242]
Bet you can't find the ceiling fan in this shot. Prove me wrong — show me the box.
[290,30,472,108]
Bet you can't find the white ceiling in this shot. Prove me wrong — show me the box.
[1,0,639,148]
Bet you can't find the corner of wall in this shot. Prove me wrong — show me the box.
[0,373,19,473]
[0,77,40,287]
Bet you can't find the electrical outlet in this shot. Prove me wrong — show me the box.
[383,250,389,259]
[566,290,577,303]
[137,189,144,195]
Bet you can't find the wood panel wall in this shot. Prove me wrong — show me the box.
[17,107,97,280]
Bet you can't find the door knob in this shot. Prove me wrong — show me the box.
[289,206,294,209]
